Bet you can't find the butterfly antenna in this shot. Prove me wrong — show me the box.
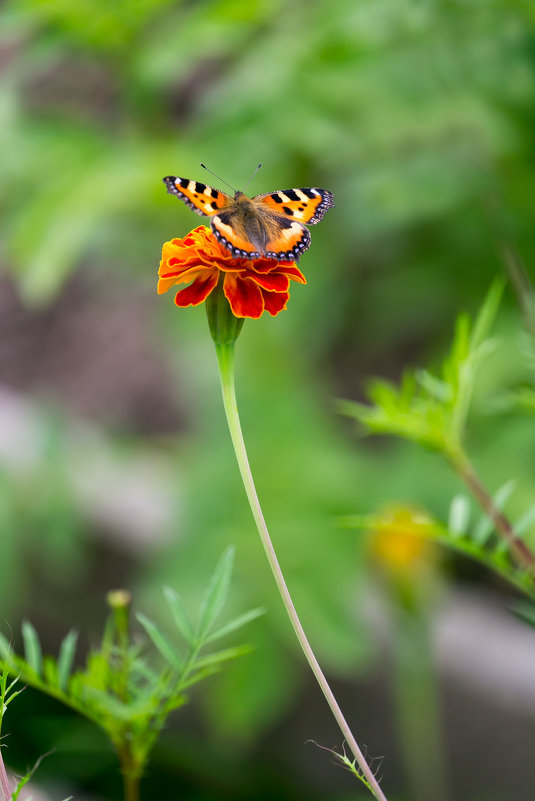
[200,163,236,193]
[242,163,262,193]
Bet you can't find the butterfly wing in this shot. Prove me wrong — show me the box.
[263,220,311,261]
[255,188,334,225]
[210,210,262,260]
[163,176,232,216]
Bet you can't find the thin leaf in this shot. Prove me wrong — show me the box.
[192,644,253,669]
[12,751,52,800]
[205,607,265,644]
[514,502,535,537]
[196,547,235,640]
[470,280,504,350]
[136,613,183,672]
[163,587,194,645]
[416,370,452,403]
[0,633,11,661]
[472,479,516,545]
[57,630,78,692]
[21,621,42,676]
[448,495,470,538]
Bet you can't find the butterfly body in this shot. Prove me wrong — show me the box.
[163,176,334,261]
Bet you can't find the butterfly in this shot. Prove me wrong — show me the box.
[163,174,334,262]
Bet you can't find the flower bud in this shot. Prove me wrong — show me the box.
[205,280,245,345]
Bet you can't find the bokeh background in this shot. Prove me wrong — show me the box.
[1,1,535,799]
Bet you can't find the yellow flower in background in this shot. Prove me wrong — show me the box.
[369,504,437,577]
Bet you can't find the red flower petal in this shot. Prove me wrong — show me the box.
[279,264,307,284]
[262,290,289,316]
[247,271,289,293]
[249,258,294,274]
[175,273,219,307]
[223,273,265,319]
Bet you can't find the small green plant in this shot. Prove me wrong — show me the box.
[1,660,73,801]
[0,547,263,801]
[341,282,535,592]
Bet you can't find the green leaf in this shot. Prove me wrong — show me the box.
[448,494,470,538]
[22,621,42,676]
[163,587,194,645]
[470,280,504,351]
[205,607,265,644]
[472,479,516,545]
[57,630,78,692]
[136,613,183,672]
[192,644,253,669]
[514,503,535,537]
[196,546,235,640]
[0,632,12,661]
[12,751,51,800]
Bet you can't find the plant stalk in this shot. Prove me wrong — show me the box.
[0,750,11,801]
[117,746,140,801]
[450,450,535,573]
[215,341,388,801]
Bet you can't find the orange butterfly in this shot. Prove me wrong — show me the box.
[163,169,334,262]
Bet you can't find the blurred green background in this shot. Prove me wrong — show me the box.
[1,0,535,799]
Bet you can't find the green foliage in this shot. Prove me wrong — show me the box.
[1,663,73,801]
[0,549,263,789]
[341,287,535,598]
[343,488,535,604]
[309,741,376,794]
[340,282,504,460]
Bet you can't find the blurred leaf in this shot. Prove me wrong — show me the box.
[163,586,195,645]
[21,620,42,676]
[204,607,265,644]
[57,629,78,692]
[448,494,470,538]
[136,613,183,672]
[196,546,235,640]
[472,479,516,545]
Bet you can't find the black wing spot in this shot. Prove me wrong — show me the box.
[271,193,283,203]
[302,188,317,199]
[179,177,190,188]
[211,201,219,209]
[284,190,300,201]
[195,182,207,194]
[282,206,294,216]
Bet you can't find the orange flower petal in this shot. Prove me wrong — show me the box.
[175,273,219,307]
[262,290,289,316]
[279,264,307,284]
[248,271,289,293]
[223,273,264,319]
[158,225,307,318]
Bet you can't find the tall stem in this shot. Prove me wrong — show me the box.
[450,450,535,573]
[0,749,11,801]
[215,342,388,801]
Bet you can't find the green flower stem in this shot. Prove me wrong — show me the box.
[449,448,535,573]
[215,341,388,801]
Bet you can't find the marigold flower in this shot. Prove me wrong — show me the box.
[158,226,307,320]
